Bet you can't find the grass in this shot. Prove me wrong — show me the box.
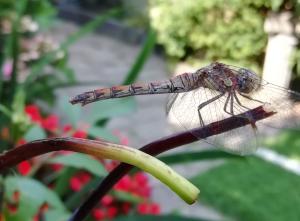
[263,130,300,159]
[191,157,300,221]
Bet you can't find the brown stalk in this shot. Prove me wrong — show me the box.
[0,106,275,221]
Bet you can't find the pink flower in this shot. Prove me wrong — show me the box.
[2,60,12,80]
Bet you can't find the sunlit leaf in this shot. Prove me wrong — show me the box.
[24,125,47,142]
[48,153,107,177]
[113,215,210,221]
[4,176,66,221]
[88,126,118,142]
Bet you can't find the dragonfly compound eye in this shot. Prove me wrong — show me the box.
[237,68,259,94]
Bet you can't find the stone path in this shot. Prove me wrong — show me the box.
[51,20,225,220]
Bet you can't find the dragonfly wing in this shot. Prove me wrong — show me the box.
[167,88,258,155]
[236,69,300,130]
[239,81,300,130]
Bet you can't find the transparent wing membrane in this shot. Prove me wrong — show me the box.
[167,88,258,155]
[167,75,300,155]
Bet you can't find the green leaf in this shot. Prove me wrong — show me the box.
[159,150,244,165]
[112,190,143,204]
[0,104,11,118]
[86,97,136,123]
[113,215,210,221]
[88,126,118,142]
[8,0,27,100]
[24,125,47,142]
[45,209,70,221]
[190,157,300,221]
[122,29,156,85]
[4,176,67,221]
[48,153,107,177]
[53,168,76,196]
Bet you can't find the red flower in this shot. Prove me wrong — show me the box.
[25,105,42,123]
[51,163,63,172]
[63,124,73,133]
[69,176,82,192]
[106,206,118,219]
[78,172,91,183]
[149,203,160,215]
[137,202,160,215]
[69,172,91,192]
[114,175,131,192]
[6,203,18,214]
[137,203,149,214]
[133,172,148,186]
[42,115,59,132]
[73,130,87,139]
[101,195,113,206]
[92,208,105,220]
[16,138,27,146]
[121,202,131,214]
[17,161,31,176]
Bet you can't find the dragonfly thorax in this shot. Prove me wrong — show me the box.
[236,68,260,94]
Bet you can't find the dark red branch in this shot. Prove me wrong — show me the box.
[0,106,275,221]
[68,105,275,221]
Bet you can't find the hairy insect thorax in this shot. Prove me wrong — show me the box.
[237,68,260,94]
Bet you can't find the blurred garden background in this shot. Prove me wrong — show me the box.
[1,0,300,221]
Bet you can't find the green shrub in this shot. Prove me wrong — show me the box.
[149,0,285,69]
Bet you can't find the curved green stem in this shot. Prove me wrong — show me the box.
[0,137,199,204]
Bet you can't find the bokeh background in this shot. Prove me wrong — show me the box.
[1,0,300,221]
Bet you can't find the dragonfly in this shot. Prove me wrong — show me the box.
[70,62,300,155]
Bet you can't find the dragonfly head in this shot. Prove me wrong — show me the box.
[237,68,260,93]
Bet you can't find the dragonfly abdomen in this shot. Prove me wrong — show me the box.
[70,73,198,105]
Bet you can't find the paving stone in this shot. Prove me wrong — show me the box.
[51,20,226,220]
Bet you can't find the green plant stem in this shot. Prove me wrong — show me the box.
[9,29,20,103]
[0,137,200,204]
[0,34,4,98]
[9,0,28,103]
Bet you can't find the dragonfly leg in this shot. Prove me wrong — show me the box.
[238,92,265,104]
[223,92,232,115]
[233,91,250,110]
[197,93,225,126]
[235,92,258,129]
[230,91,234,115]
